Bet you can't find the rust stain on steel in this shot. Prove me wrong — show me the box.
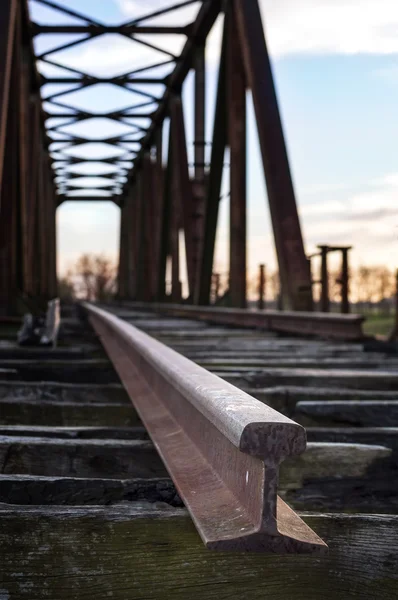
[134,303,365,341]
[84,303,327,554]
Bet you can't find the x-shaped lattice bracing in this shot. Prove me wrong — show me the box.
[30,0,202,203]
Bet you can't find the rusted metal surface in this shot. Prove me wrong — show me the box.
[84,302,326,553]
[0,0,17,212]
[195,24,227,305]
[227,4,247,309]
[128,303,365,341]
[234,0,313,311]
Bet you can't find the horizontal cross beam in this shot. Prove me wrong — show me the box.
[32,24,191,35]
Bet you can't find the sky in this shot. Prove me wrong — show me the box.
[29,0,398,284]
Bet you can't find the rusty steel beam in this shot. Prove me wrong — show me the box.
[195,24,227,305]
[32,24,190,35]
[152,129,163,299]
[226,5,247,309]
[234,0,313,312]
[125,187,136,300]
[170,95,195,296]
[84,302,327,554]
[0,27,20,315]
[141,153,154,301]
[191,43,206,300]
[0,0,17,211]
[117,203,128,299]
[131,303,365,341]
[42,77,164,85]
[126,1,222,187]
[157,128,173,301]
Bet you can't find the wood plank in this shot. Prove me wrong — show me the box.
[0,381,129,404]
[0,435,387,485]
[296,400,398,427]
[202,357,398,370]
[0,399,140,426]
[0,436,167,478]
[221,369,398,391]
[0,475,180,506]
[244,386,398,417]
[0,359,119,383]
[0,343,99,359]
[307,428,398,456]
[0,507,397,599]
[280,442,391,488]
[0,425,147,439]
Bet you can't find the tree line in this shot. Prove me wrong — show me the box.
[59,254,397,311]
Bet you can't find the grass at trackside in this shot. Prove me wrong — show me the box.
[361,313,395,337]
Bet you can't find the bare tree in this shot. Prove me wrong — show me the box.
[60,254,117,302]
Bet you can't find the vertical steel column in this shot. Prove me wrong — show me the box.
[258,263,266,310]
[15,9,30,298]
[0,0,17,212]
[170,116,182,302]
[191,43,206,300]
[0,34,19,315]
[319,245,330,313]
[48,192,57,298]
[195,26,227,305]
[142,153,154,301]
[157,123,173,301]
[134,174,144,301]
[117,201,127,299]
[234,0,313,311]
[227,5,247,308]
[37,148,48,301]
[341,248,350,314]
[170,96,194,297]
[28,98,40,297]
[125,187,136,299]
[152,129,163,300]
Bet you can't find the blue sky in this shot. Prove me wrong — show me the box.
[29,0,398,282]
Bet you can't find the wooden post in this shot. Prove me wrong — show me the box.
[258,264,266,310]
[341,248,350,314]
[227,5,246,309]
[234,0,313,311]
[319,246,330,313]
[395,269,398,336]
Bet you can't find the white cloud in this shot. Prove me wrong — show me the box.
[300,172,398,267]
[118,0,398,57]
[261,0,398,56]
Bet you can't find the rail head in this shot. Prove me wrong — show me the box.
[83,302,327,554]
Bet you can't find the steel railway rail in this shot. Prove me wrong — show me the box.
[0,303,398,598]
